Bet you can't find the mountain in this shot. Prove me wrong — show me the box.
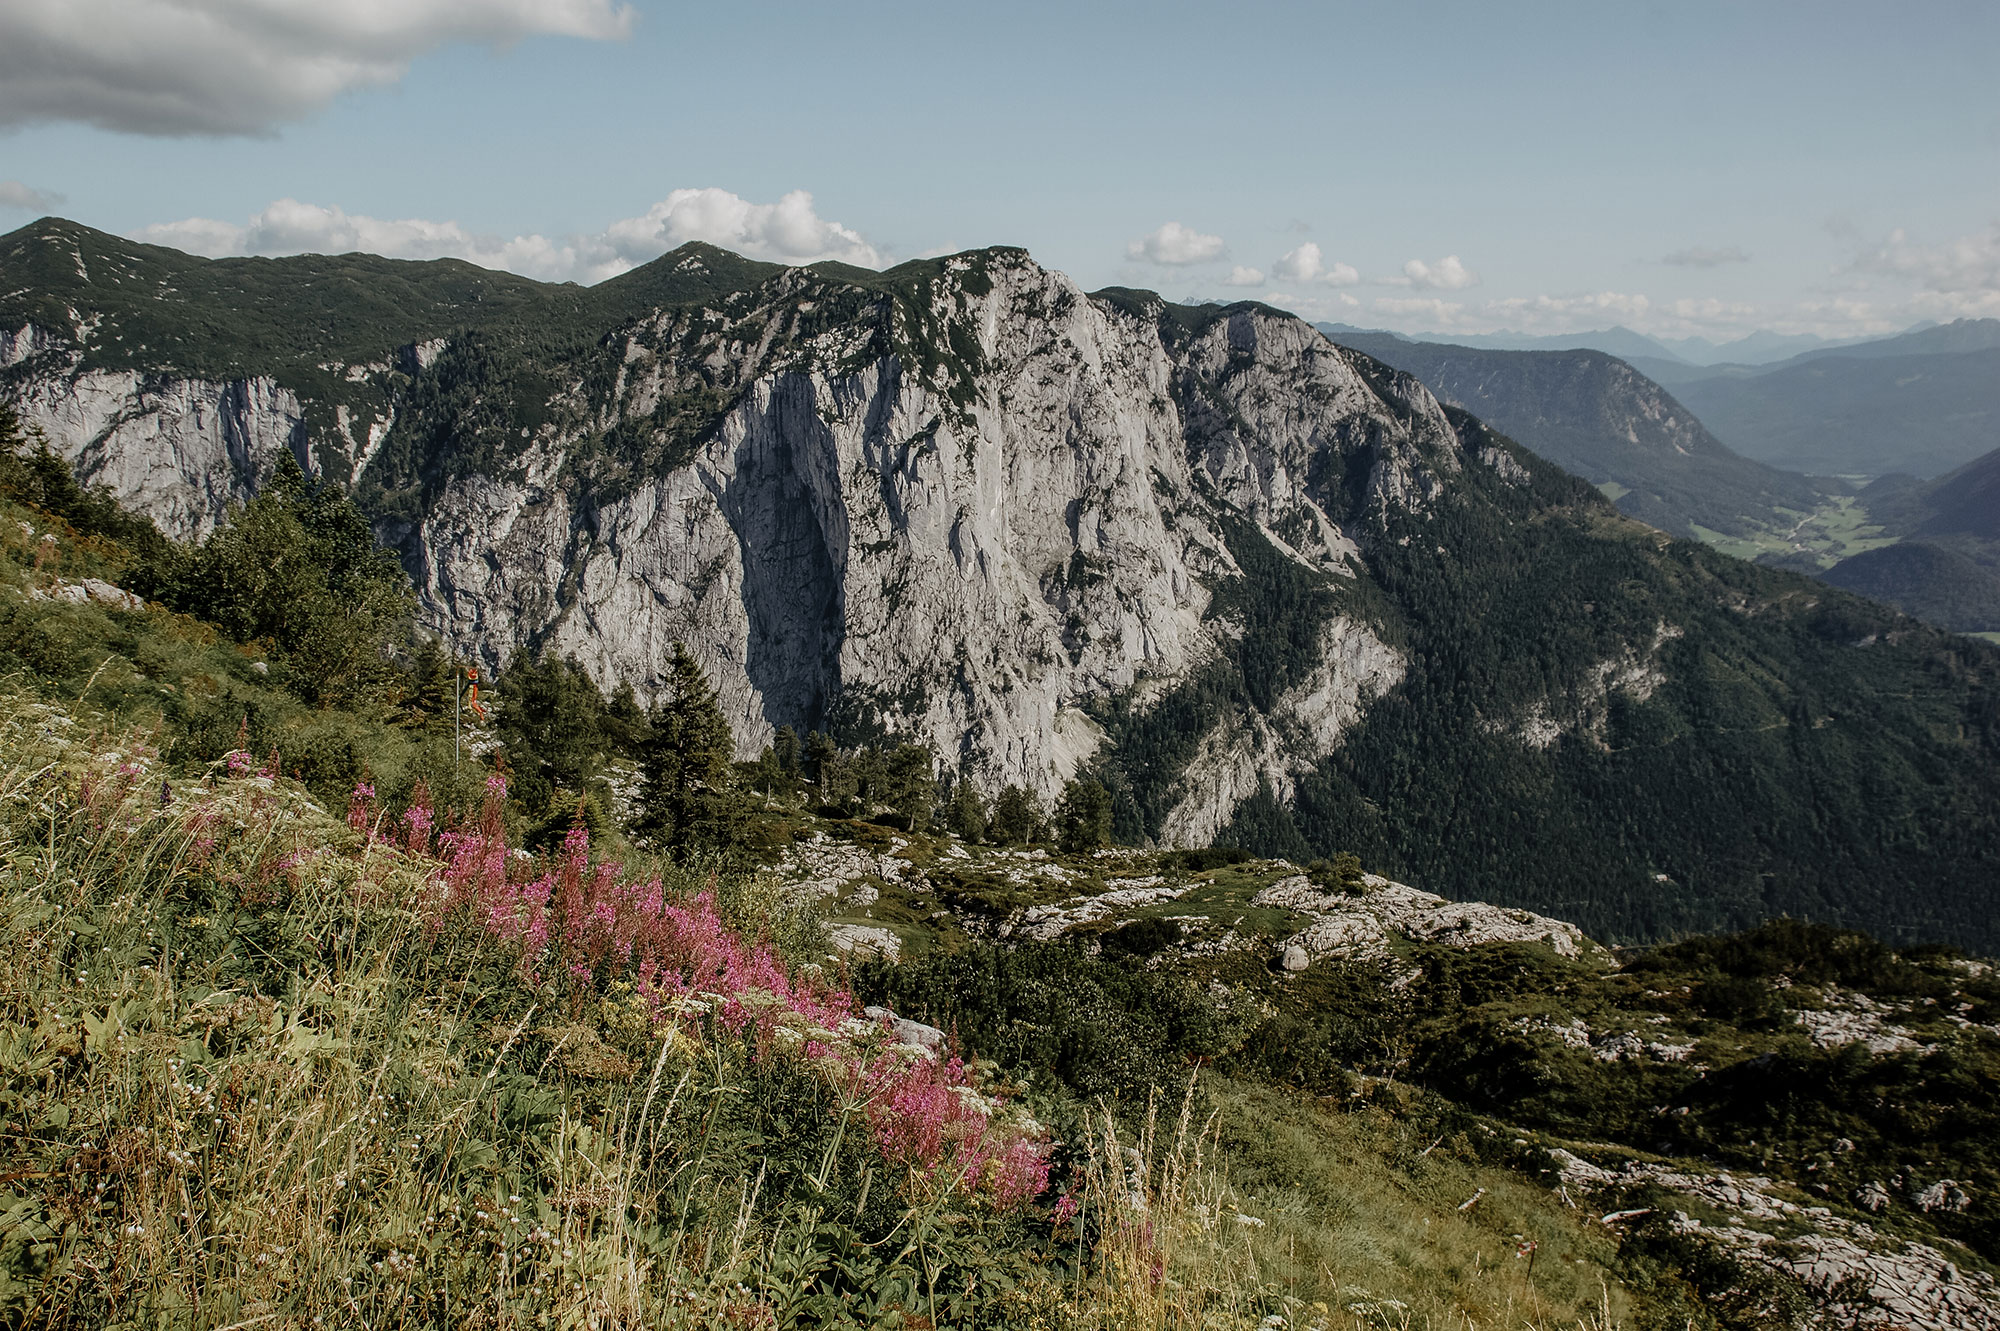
[1315,322,1686,363]
[1786,317,2000,365]
[5,217,2000,948]
[1820,542,2000,632]
[1814,446,2000,630]
[1669,345,2000,477]
[1312,327,1831,539]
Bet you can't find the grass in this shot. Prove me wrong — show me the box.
[0,685,1662,1329]
[1688,494,1898,568]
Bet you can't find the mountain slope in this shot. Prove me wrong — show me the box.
[1669,346,2000,478]
[1818,446,2000,630]
[1821,542,2000,632]
[4,218,1999,948]
[1315,329,1830,539]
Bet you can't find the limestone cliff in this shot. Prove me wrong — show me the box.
[4,246,1470,821]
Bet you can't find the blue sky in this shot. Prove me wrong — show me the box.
[3,0,1997,340]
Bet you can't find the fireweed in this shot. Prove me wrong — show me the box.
[390,778,1051,1210]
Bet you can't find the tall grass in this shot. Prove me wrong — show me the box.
[0,690,1639,1329]
[0,693,1052,1328]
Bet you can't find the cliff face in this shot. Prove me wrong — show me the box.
[3,246,1449,811]
[7,222,2000,949]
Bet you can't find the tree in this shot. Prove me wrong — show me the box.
[496,653,610,815]
[144,453,414,706]
[944,779,988,843]
[882,743,937,830]
[773,725,800,777]
[1055,779,1114,855]
[637,643,736,853]
[988,785,1043,845]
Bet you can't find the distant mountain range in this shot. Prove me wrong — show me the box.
[1315,321,2000,633]
[1314,322,1896,368]
[1315,328,1832,542]
[1317,318,2000,480]
[1824,445,2000,631]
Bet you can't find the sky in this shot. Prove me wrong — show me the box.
[2,0,1997,343]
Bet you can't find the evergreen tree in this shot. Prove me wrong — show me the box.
[989,785,1043,845]
[944,779,989,843]
[637,643,735,853]
[143,453,413,706]
[496,653,610,814]
[773,725,800,776]
[882,743,937,830]
[1054,779,1114,855]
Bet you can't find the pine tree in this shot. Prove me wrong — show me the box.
[637,643,735,852]
[1055,779,1113,854]
[989,785,1043,845]
[882,744,937,831]
[945,779,989,843]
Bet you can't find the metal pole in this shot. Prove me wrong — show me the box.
[455,666,462,767]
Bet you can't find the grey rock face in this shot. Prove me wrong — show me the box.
[6,250,1504,830]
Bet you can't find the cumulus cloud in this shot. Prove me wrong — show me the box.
[1271,242,1358,287]
[0,0,635,136]
[603,188,879,269]
[0,180,66,211]
[1272,243,1321,283]
[1483,290,1652,324]
[134,188,882,285]
[1392,255,1479,290]
[1662,245,1749,268]
[1221,266,1264,287]
[1854,223,2000,295]
[1127,222,1226,266]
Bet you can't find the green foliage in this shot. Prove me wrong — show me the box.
[0,405,170,559]
[136,453,415,707]
[637,643,736,854]
[987,785,1043,845]
[856,942,1246,1106]
[1052,779,1112,855]
[943,780,988,843]
[495,650,637,815]
[1306,851,1366,893]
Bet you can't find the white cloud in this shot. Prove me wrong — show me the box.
[134,188,882,284]
[0,0,635,136]
[1271,243,1359,286]
[1483,290,1653,325]
[603,188,880,269]
[1662,245,1749,268]
[1853,223,2000,295]
[1393,255,1479,290]
[1221,266,1264,287]
[1273,242,1322,283]
[1371,296,1472,328]
[1127,222,1226,266]
[0,180,66,211]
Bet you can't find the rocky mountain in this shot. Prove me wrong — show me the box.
[4,217,1999,947]
[1313,328,1831,539]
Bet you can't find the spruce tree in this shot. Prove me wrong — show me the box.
[637,643,735,852]
[1055,779,1114,854]
[989,785,1043,845]
[883,743,938,830]
[945,779,989,843]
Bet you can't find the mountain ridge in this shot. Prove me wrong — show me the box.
[4,218,1999,948]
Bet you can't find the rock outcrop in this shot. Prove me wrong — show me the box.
[6,247,1462,822]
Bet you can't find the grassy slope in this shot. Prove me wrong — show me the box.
[0,492,1994,1326]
